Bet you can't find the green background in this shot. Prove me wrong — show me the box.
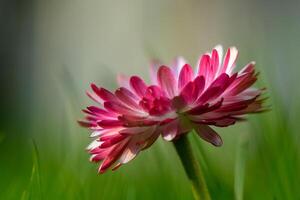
[0,0,299,199]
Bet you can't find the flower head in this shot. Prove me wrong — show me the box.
[79,45,266,173]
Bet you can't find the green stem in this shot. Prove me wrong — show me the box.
[173,134,211,200]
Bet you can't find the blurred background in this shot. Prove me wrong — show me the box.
[1,0,300,199]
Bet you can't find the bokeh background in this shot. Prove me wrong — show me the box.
[1,0,300,199]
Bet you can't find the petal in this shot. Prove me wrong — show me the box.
[162,120,179,141]
[90,148,111,162]
[171,56,187,77]
[179,76,205,105]
[97,120,123,128]
[119,127,149,135]
[130,76,147,98]
[157,66,177,98]
[98,139,129,173]
[214,45,223,67]
[239,62,255,74]
[144,85,163,100]
[178,64,194,90]
[210,48,220,79]
[115,87,140,109]
[87,106,117,118]
[118,142,141,164]
[228,73,257,95]
[78,120,97,128]
[195,125,223,146]
[198,54,210,77]
[221,47,238,75]
[100,134,127,148]
[196,74,229,104]
[91,84,117,102]
[104,101,145,116]
[193,76,206,100]
[86,91,103,104]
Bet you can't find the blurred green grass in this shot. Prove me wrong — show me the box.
[1,64,299,200]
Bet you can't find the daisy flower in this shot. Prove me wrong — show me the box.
[79,45,266,173]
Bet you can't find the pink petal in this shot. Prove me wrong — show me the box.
[78,120,97,128]
[130,76,147,98]
[100,134,127,148]
[97,120,123,128]
[118,141,141,164]
[90,152,108,162]
[188,98,223,115]
[99,139,129,173]
[197,74,230,104]
[195,125,223,146]
[228,73,257,96]
[86,91,103,104]
[87,106,117,118]
[198,54,210,77]
[119,127,148,135]
[180,76,205,105]
[157,66,177,98]
[214,45,223,67]
[171,56,187,77]
[210,48,220,80]
[162,120,178,141]
[239,62,255,74]
[91,84,117,102]
[104,101,145,116]
[115,87,140,109]
[141,130,160,150]
[178,64,194,90]
[221,47,238,75]
[144,85,163,100]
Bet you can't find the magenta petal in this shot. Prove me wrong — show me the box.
[180,76,205,104]
[97,120,123,128]
[171,57,187,76]
[91,84,117,102]
[78,120,97,128]
[100,134,127,148]
[221,47,238,75]
[198,54,210,77]
[157,66,177,98]
[193,76,205,100]
[197,74,229,103]
[162,120,178,141]
[210,49,220,79]
[130,76,147,98]
[144,85,163,100]
[87,106,117,118]
[214,118,236,127]
[118,143,141,164]
[240,62,255,74]
[104,101,145,116]
[115,87,140,109]
[180,81,195,104]
[99,139,129,173]
[195,125,223,146]
[178,64,194,90]
[229,74,257,95]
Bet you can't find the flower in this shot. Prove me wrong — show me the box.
[79,45,266,173]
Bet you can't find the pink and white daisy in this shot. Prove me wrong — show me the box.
[79,45,266,173]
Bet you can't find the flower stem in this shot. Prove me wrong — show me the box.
[173,134,211,200]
